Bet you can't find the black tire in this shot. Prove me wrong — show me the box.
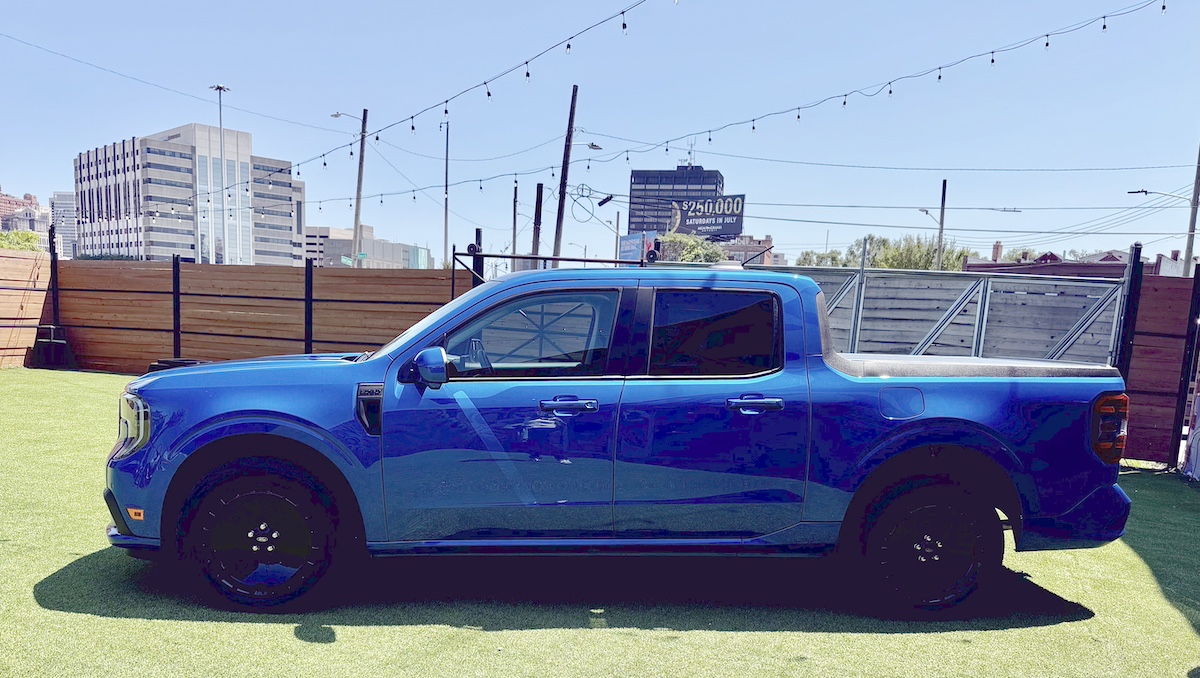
[864,484,1002,610]
[182,463,336,608]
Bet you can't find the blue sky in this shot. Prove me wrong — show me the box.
[3,0,1198,267]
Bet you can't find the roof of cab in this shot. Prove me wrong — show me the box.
[491,264,823,296]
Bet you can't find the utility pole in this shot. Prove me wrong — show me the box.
[936,179,947,271]
[443,121,450,269]
[552,85,579,268]
[352,108,368,268]
[532,183,544,265]
[209,84,229,264]
[512,180,518,272]
[613,211,621,260]
[1185,138,1200,277]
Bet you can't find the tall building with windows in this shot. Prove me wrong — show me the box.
[73,123,305,265]
[628,165,724,234]
[49,192,77,258]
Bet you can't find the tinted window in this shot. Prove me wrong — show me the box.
[445,291,619,379]
[650,290,779,377]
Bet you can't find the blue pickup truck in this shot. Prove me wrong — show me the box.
[105,265,1131,610]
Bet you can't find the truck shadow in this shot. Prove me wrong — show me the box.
[34,548,1091,634]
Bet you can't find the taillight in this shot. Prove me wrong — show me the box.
[1092,393,1128,464]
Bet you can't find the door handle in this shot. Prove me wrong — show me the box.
[539,397,599,417]
[726,396,784,415]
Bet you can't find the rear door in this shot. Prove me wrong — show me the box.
[614,283,810,538]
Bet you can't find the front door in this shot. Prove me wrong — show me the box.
[382,287,630,541]
[614,286,810,538]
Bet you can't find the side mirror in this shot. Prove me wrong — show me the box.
[413,347,449,389]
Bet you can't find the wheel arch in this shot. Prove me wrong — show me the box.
[836,443,1024,556]
[162,433,367,559]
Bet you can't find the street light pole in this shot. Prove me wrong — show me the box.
[444,121,450,269]
[332,110,370,268]
[210,84,230,264]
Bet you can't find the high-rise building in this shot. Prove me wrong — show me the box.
[628,165,724,234]
[50,192,77,258]
[304,225,432,269]
[73,123,305,265]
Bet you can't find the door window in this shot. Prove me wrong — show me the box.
[445,290,620,378]
[649,290,780,377]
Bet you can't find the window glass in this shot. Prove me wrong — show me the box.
[445,291,619,379]
[650,290,779,377]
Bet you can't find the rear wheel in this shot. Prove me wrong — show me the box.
[182,464,335,608]
[864,484,1001,609]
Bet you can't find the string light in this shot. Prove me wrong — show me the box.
[707,131,712,144]
[887,82,892,97]
[1161,2,1166,14]
[990,51,995,66]
[565,42,571,54]
[625,151,630,163]
[937,67,942,82]
[479,180,483,191]
[842,95,847,108]
[411,117,416,134]
[622,12,627,34]
[1044,34,1050,50]
[525,62,530,82]
[322,155,327,168]
[485,82,491,101]
[350,146,354,158]
[1102,16,1107,32]
[444,102,449,120]
[751,119,756,133]
[796,108,802,120]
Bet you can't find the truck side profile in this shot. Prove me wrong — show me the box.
[105,266,1131,609]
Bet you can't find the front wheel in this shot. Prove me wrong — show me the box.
[183,466,335,608]
[864,484,1002,610]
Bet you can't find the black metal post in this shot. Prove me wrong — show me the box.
[472,228,485,288]
[532,183,544,259]
[304,258,313,354]
[1116,243,1144,379]
[1171,264,1200,467]
[48,220,60,327]
[450,244,457,299]
[172,254,181,358]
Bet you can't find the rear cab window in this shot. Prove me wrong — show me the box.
[648,289,782,377]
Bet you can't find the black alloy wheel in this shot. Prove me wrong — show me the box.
[185,467,335,608]
[865,484,1002,610]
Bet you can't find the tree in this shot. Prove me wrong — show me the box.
[793,249,848,267]
[0,231,39,251]
[874,234,978,272]
[658,233,725,263]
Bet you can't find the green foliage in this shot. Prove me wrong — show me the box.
[793,249,848,267]
[659,233,725,263]
[874,234,978,272]
[0,230,40,251]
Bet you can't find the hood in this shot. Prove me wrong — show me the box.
[127,352,362,393]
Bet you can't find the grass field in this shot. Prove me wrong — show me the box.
[2,366,1199,677]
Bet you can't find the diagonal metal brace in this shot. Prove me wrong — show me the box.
[911,279,983,355]
[825,273,858,314]
[1044,284,1122,360]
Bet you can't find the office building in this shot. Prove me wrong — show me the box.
[0,186,38,219]
[628,165,724,234]
[73,123,305,265]
[50,191,77,258]
[1,205,52,250]
[304,225,432,269]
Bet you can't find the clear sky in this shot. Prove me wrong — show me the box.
[3,0,1198,268]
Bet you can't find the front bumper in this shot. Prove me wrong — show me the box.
[104,488,160,553]
[1018,482,1131,551]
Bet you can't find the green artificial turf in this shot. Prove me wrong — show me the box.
[2,366,1199,677]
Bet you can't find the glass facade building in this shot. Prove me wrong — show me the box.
[73,124,305,265]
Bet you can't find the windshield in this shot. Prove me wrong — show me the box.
[372,279,501,359]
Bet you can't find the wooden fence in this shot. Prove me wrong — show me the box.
[0,250,48,368]
[50,259,471,374]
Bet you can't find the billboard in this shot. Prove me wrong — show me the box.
[618,231,658,264]
[669,194,745,237]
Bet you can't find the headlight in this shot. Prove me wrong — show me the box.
[111,393,150,461]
